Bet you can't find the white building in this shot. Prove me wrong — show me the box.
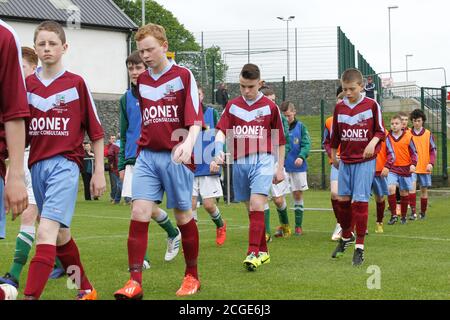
[0,0,138,96]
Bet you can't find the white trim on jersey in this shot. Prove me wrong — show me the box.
[185,67,200,115]
[83,80,102,125]
[243,92,264,106]
[28,87,79,112]
[337,109,373,126]
[229,104,271,122]
[139,76,185,102]
[343,95,365,109]
[0,19,26,87]
[35,67,67,87]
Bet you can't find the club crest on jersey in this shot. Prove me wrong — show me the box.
[54,94,66,108]
[254,109,265,123]
[294,137,300,145]
[356,113,368,126]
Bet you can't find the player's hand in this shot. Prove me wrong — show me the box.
[272,168,285,185]
[332,157,340,169]
[410,165,416,173]
[294,158,304,167]
[381,167,389,177]
[426,164,433,173]
[90,171,106,198]
[363,143,375,159]
[173,141,193,164]
[4,171,28,221]
[210,152,224,173]
[119,170,125,182]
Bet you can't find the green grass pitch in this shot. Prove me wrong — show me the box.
[1,186,449,300]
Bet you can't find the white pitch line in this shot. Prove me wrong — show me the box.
[0,225,248,245]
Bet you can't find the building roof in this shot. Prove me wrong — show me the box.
[0,0,138,32]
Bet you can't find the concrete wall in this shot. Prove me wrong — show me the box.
[225,79,341,115]
[8,21,129,95]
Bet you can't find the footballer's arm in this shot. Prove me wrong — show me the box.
[90,138,106,198]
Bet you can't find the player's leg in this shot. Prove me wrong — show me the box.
[115,150,161,300]
[151,206,181,261]
[55,227,97,300]
[115,200,153,300]
[272,171,291,239]
[330,165,342,241]
[348,160,375,266]
[387,173,400,225]
[264,200,271,240]
[292,190,304,235]
[0,206,38,288]
[419,174,431,219]
[399,176,413,224]
[23,218,59,300]
[332,161,357,260]
[409,174,417,220]
[373,176,388,233]
[198,176,226,245]
[160,152,199,296]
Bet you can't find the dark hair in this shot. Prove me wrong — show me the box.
[336,85,343,97]
[341,68,363,85]
[126,50,144,66]
[260,87,275,97]
[280,101,295,113]
[410,109,426,123]
[34,20,66,44]
[240,63,260,80]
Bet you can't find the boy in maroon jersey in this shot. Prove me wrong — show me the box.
[330,68,385,266]
[114,23,203,299]
[23,21,105,300]
[210,63,286,271]
[0,18,30,301]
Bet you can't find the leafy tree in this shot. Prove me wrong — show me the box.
[114,0,227,100]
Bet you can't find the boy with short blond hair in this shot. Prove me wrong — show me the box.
[330,68,385,266]
[23,20,105,300]
[386,114,418,225]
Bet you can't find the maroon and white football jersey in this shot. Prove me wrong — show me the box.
[137,61,204,154]
[26,68,104,169]
[0,20,30,178]
[216,93,286,160]
[330,96,385,164]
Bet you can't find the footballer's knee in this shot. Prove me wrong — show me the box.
[131,200,153,222]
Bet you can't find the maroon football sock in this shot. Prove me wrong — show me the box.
[178,218,199,280]
[353,202,368,245]
[248,211,265,255]
[127,220,149,285]
[57,238,93,291]
[24,244,56,299]
[421,198,428,214]
[376,200,385,223]
[338,200,353,239]
[331,199,340,224]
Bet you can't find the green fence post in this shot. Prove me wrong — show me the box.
[282,76,286,101]
[211,55,216,104]
[421,87,425,111]
[320,99,326,190]
[441,87,448,182]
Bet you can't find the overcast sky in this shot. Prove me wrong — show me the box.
[155,0,449,88]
